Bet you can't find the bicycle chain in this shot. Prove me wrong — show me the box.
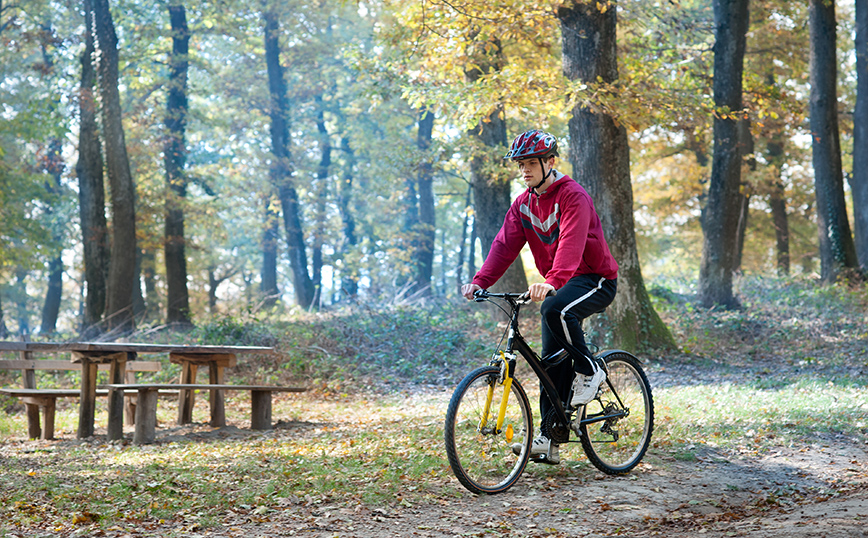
[541,408,571,444]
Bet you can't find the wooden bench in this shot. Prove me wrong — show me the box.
[103,384,308,444]
[1,341,276,440]
[0,359,161,440]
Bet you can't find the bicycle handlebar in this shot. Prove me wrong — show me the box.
[473,288,556,303]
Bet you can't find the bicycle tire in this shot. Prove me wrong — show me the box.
[444,365,533,494]
[579,352,654,474]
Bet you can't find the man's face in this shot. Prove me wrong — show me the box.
[516,157,552,188]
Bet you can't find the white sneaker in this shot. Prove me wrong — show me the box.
[571,368,606,406]
[513,435,560,464]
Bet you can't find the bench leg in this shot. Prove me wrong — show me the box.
[23,396,56,440]
[209,364,226,427]
[134,389,158,445]
[25,403,41,439]
[125,394,137,426]
[107,358,127,441]
[250,391,272,430]
[124,371,136,425]
[42,399,56,440]
[177,363,198,425]
[77,360,98,439]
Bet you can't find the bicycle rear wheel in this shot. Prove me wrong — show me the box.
[444,365,533,494]
[579,352,653,474]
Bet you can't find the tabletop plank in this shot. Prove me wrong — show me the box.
[103,384,306,392]
[0,341,273,354]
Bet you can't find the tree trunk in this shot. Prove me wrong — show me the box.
[15,269,30,336]
[312,96,332,305]
[164,1,192,325]
[40,146,64,336]
[263,9,315,308]
[733,117,755,273]
[0,292,8,338]
[76,0,109,335]
[558,1,674,352]
[464,38,527,294]
[698,0,749,308]
[37,29,64,336]
[93,0,137,333]
[338,136,359,299]
[809,0,859,282]
[260,198,280,305]
[766,122,791,275]
[415,107,436,295]
[468,124,528,294]
[403,164,420,290]
[468,213,477,284]
[456,184,473,287]
[852,0,868,270]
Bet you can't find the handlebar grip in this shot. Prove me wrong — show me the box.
[518,289,557,301]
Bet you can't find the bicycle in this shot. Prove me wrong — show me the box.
[444,289,654,494]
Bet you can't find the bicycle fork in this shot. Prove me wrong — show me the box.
[478,352,517,442]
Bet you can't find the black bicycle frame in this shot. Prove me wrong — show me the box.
[501,298,571,425]
[498,295,628,430]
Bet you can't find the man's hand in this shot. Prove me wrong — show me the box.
[461,283,482,300]
[528,282,556,302]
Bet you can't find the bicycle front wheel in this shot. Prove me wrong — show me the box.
[580,352,654,474]
[444,366,533,494]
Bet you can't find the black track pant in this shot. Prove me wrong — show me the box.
[538,274,617,425]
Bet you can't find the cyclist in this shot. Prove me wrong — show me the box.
[461,129,618,464]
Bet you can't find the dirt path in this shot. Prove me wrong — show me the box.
[232,439,866,538]
[227,362,867,538]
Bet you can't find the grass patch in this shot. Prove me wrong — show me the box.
[653,379,868,453]
[0,393,459,536]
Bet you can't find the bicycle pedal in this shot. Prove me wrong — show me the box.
[529,454,560,465]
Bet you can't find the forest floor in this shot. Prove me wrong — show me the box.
[2,276,868,537]
[2,357,866,538]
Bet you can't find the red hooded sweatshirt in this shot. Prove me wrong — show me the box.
[472,174,618,290]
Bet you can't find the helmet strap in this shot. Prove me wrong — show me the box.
[532,156,553,194]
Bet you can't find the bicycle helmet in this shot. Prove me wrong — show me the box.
[505,129,559,192]
[503,129,559,160]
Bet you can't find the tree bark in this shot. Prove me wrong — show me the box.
[15,269,30,335]
[93,0,137,333]
[852,0,868,270]
[699,0,749,308]
[809,0,859,282]
[338,136,359,299]
[37,28,63,335]
[456,184,473,287]
[558,1,674,352]
[415,107,436,295]
[164,1,191,325]
[464,38,527,294]
[312,95,332,305]
[0,293,8,338]
[263,8,315,308]
[39,142,63,336]
[76,0,108,335]
[260,195,280,304]
[766,120,791,275]
[733,118,755,273]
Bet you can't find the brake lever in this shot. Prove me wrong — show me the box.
[518,289,557,303]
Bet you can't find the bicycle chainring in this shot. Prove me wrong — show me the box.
[541,408,571,444]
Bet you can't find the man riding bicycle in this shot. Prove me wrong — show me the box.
[461,129,619,465]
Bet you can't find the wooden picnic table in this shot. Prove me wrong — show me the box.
[0,341,274,440]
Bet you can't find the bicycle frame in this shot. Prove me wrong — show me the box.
[480,291,629,436]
